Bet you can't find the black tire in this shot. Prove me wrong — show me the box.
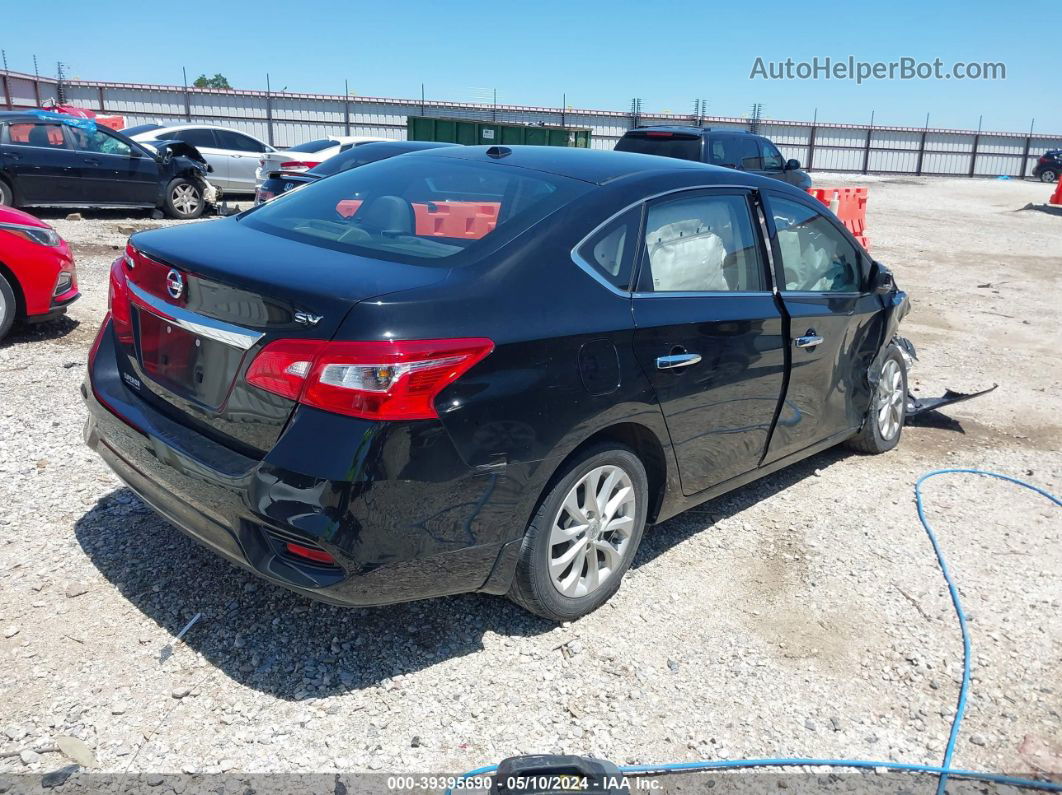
[508,444,648,621]
[0,179,13,207]
[1039,169,1059,184]
[846,346,907,454]
[0,271,18,342]
[162,178,205,220]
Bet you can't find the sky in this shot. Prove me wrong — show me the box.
[3,0,1058,133]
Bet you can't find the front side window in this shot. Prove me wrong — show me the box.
[4,122,67,148]
[737,137,762,170]
[760,139,784,170]
[69,127,132,156]
[575,207,640,290]
[640,193,765,292]
[244,155,589,264]
[770,196,861,292]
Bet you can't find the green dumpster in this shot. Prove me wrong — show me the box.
[406,116,591,147]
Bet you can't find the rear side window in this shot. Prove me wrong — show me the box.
[217,130,266,152]
[575,207,641,290]
[706,135,742,168]
[641,192,765,292]
[3,122,67,148]
[166,128,217,148]
[614,132,702,162]
[244,156,590,264]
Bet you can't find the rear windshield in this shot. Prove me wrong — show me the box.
[308,147,394,177]
[120,123,163,137]
[285,138,334,153]
[615,133,702,162]
[243,155,589,263]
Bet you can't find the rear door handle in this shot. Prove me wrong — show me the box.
[656,353,702,370]
[794,334,824,348]
[83,157,101,165]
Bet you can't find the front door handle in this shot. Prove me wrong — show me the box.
[656,353,702,370]
[794,334,824,349]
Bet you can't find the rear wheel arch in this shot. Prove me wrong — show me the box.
[533,421,670,527]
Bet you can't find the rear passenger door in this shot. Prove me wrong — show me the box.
[631,189,787,495]
[761,191,885,463]
[0,120,82,203]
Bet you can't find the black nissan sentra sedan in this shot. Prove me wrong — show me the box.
[83,145,909,621]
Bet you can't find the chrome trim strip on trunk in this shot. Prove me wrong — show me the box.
[126,281,264,351]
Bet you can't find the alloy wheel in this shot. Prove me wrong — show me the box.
[548,464,636,598]
[171,183,201,215]
[876,359,904,440]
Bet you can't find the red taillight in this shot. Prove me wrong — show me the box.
[1040,156,1050,163]
[246,337,494,420]
[284,542,336,564]
[646,131,674,137]
[278,161,321,172]
[108,248,134,343]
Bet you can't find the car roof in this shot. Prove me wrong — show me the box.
[623,125,755,137]
[407,144,729,185]
[141,123,264,138]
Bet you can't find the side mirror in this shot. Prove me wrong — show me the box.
[870,262,895,295]
[785,158,801,171]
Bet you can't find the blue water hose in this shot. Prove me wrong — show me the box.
[449,470,1062,793]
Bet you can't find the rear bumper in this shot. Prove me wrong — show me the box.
[82,320,521,607]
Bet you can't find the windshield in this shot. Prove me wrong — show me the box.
[243,155,589,263]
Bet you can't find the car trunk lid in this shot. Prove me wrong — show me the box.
[117,218,448,455]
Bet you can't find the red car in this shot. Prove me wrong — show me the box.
[0,206,79,341]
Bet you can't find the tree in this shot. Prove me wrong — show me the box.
[193,73,231,89]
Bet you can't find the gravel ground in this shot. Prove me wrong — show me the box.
[0,180,1059,785]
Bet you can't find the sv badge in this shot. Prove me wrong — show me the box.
[294,311,323,327]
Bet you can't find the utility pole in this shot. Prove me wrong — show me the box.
[265,73,274,147]
[56,61,66,104]
[630,97,642,128]
[749,103,763,134]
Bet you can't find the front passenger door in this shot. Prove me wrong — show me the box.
[631,189,787,495]
[67,126,159,205]
[761,192,885,463]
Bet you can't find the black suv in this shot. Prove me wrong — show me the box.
[1032,150,1061,183]
[615,126,812,190]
